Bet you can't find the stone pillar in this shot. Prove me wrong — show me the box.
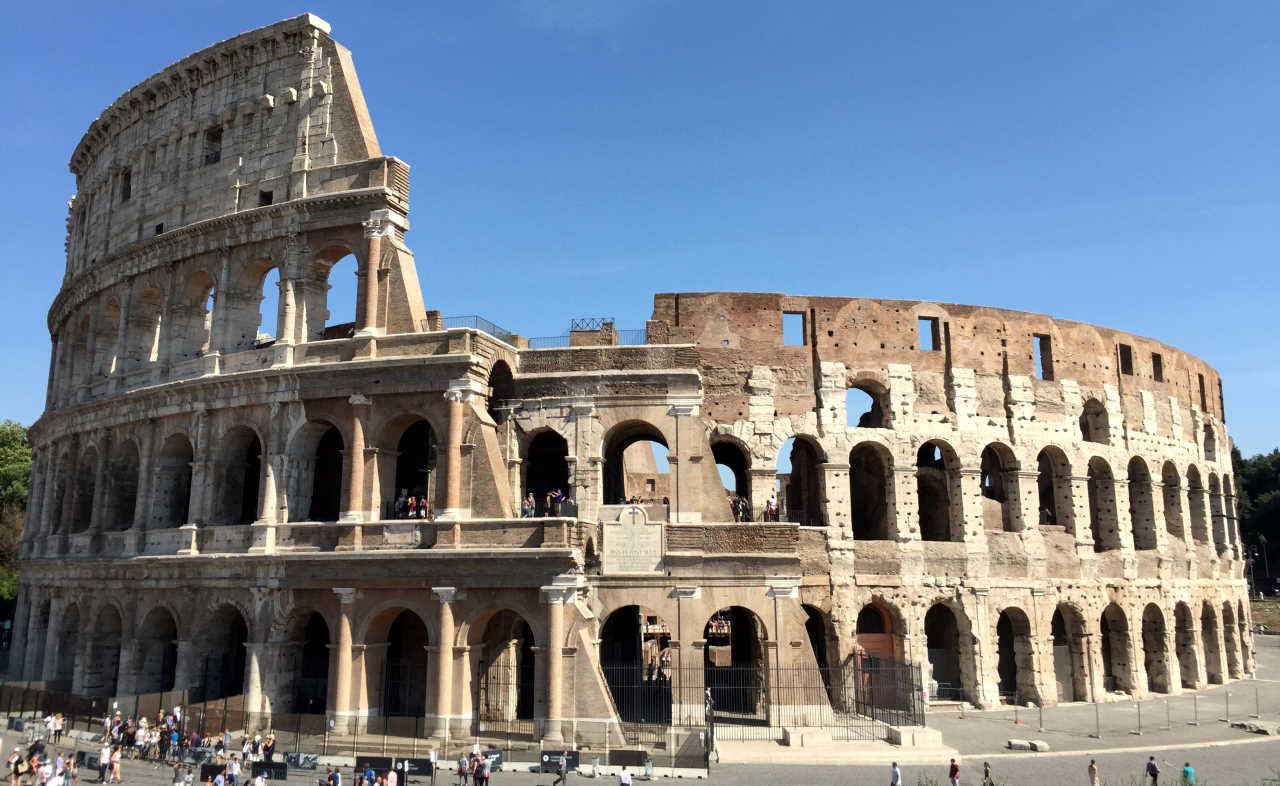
[891,466,919,541]
[340,395,371,522]
[356,215,389,336]
[430,587,460,739]
[540,581,575,744]
[331,588,358,722]
[188,409,211,525]
[7,585,31,681]
[820,462,850,533]
[88,434,111,534]
[245,641,265,719]
[748,468,775,522]
[441,380,479,519]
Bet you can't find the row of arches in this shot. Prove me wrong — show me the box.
[53,249,361,406]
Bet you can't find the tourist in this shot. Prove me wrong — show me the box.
[617,766,631,785]
[1146,756,1160,785]
[889,762,902,786]
[521,493,535,517]
[52,716,64,745]
[551,754,567,786]
[407,495,418,519]
[982,761,993,786]
[947,758,959,786]
[1088,759,1100,786]
[454,756,467,786]
[109,746,123,783]
[261,737,275,765]
[97,743,111,783]
[1181,762,1195,785]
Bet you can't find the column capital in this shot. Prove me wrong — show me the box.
[432,586,464,604]
[765,579,801,599]
[334,587,360,605]
[348,393,372,407]
[541,585,576,604]
[667,403,698,417]
[444,378,483,403]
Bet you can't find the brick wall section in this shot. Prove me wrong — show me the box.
[665,524,799,553]
[519,346,699,375]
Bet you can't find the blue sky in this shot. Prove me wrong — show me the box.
[2,1,1277,455]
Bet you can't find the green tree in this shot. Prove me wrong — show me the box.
[1233,445,1280,586]
[0,420,29,600]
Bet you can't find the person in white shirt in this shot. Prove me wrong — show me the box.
[617,766,632,785]
[98,744,112,783]
[889,762,902,786]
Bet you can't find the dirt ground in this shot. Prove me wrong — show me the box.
[1250,600,1280,632]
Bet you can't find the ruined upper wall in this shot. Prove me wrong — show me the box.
[64,14,382,275]
[648,292,1227,428]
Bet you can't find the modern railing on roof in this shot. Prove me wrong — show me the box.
[526,328,648,349]
[441,315,517,344]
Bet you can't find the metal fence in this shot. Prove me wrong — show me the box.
[440,315,517,345]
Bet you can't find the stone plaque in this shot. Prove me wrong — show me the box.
[602,505,664,575]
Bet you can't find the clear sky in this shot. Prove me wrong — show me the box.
[2,1,1277,454]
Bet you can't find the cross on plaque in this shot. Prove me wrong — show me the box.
[625,505,645,525]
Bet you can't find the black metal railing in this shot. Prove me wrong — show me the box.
[441,315,517,345]
[527,335,571,349]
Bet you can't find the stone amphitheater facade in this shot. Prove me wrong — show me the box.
[10,14,1254,748]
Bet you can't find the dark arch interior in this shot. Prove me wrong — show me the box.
[599,606,672,724]
[136,608,178,695]
[203,607,248,701]
[234,435,262,525]
[603,422,668,505]
[383,611,429,717]
[295,612,330,714]
[310,426,344,521]
[850,444,889,540]
[478,612,535,723]
[156,435,194,528]
[1036,450,1061,525]
[526,430,570,515]
[781,438,823,526]
[1099,604,1131,694]
[109,444,140,531]
[703,607,766,716]
[924,604,962,699]
[487,361,515,424]
[394,420,437,505]
[845,386,886,428]
[857,605,887,635]
[1080,399,1109,444]
[712,441,750,503]
[916,443,954,542]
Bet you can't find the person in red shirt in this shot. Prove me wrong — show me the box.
[948,758,960,786]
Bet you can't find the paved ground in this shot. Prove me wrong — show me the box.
[5,636,1279,785]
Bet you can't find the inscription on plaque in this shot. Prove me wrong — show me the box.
[603,505,664,575]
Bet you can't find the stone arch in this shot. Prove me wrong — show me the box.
[1036,446,1073,530]
[1080,398,1110,445]
[50,603,82,690]
[66,312,92,393]
[198,603,250,700]
[286,421,345,522]
[980,443,1019,532]
[1087,457,1121,552]
[152,433,193,528]
[778,435,825,525]
[134,605,179,694]
[224,257,281,352]
[1201,601,1223,684]
[383,416,438,516]
[1174,602,1199,689]
[1221,601,1241,679]
[94,297,121,378]
[1208,474,1227,555]
[1141,603,1170,694]
[367,608,430,717]
[599,605,673,724]
[917,440,962,542]
[486,360,515,424]
[305,245,360,340]
[85,603,124,697]
[711,437,752,510]
[522,427,570,516]
[290,610,332,714]
[602,420,670,506]
[1161,462,1184,539]
[126,285,165,369]
[1050,603,1087,702]
[70,444,99,533]
[214,425,263,525]
[855,599,904,661]
[105,439,140,531]
[923,601,976,703]
[1099,602,1133,694]
[849,441,894,540]
[1128,457,1157,550]
[704,606,769,717]
[995,606,1038,704]
[1203,423,1217,462]
[1186,466,1209,543]
[846,378,890,428]
[471,609,537,727]
[173,270,217,359]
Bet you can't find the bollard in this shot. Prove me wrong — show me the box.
[1188,693,1200,726]
[1165,698,1172,731]
[1014,703,1020,726]
[1090,699,1102,739]
[1037,701,1045,733]
[1252,685,1261,720]
[1225,690,1231,724]
[1129,700,1143,736]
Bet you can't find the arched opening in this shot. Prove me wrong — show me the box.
[603,421,669,505]
[924,604,965,701]
[917,441,959,541]
[849,443,892,540]
[1099,603,1133,694]
[51,604,81,691]
[256,266,281,347]
[27,600,49,686]
[71,446,98,533]
[477,611,536,728]
[382,611,430,717]
[1187,467,1208,543]
[106,441,140,531]
[1087,457,1120,552]
[1050,605,1087,702]
[85,605,123,697]
[1128,457,1157,550]
[704,606,768,718]
[200,605,249,701]
[294,612,330,714]
[980,444,1017,532]
[94,299,121,378]
[67,314,92,393]
[217,427,262,525]
[311,426,344,521]
[996,608,1037,704]
[1209,474,1227,555]
[1141,604,1170,693]
[712,440,751,520]
[845,384,887,428]
[1036,447,1072,528]
[486,361,515,424]
[394,420,438,515]
[1221,602,1240,679]
[1079,398,1110,444]
[128,287,164,368]
[855,602,902,661]
[1201,602,1223,684]
[525,430,569,516]
[599,606,672,724]
[1174,602,1199,689]
[777,437,824,525]
[153,434,194,528]
[1161,462,1184,539]
[802,604,834,698]
[176,272,217,359]
[321,254,358,339]
[135,607,179,695]
[1203,424,1217,462]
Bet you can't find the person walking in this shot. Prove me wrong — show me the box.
[1088,759,1100,786]
[618,765,632,785]
[551,754,567,786]
[1181,762,1195,785]
[1146,756,1160,785]
[109,748,121,784]
[947,758,960,786]
[982,761,993,786]
[889,762,902,786]
[97,744,111,784]
[454,757,467,786]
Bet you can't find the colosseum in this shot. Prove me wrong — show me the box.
[8,13,1255,756]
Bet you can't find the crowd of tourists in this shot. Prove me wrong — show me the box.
[520,489,573,517]
[391,491,435,520]
[726,493,781,522]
